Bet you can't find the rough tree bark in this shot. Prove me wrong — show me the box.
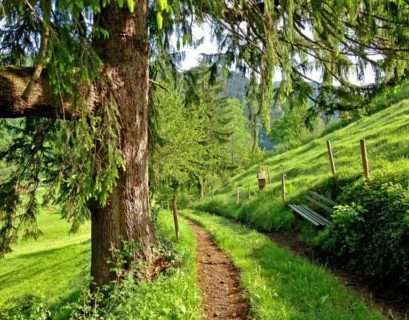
[0,67,59,118]
[90,1,154,286]
[0,1,155,286]
[0,67,96,118]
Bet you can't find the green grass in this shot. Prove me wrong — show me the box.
[196,98,409,233]
[111,212,203,320]
[182,210,385,320]
[0,206,91,318]
[0,209,203,319]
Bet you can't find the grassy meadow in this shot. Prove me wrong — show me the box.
[1,97,409,318]
[0,206,90,317]
[0,208,203,319]
[196,98,409,234]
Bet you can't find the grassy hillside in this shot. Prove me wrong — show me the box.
[196,98,409,232]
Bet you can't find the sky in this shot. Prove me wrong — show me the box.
[179,24,219,70]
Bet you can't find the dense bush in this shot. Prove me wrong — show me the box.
[318,169,409,290]
[314,173,361,201]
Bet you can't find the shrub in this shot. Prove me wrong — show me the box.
[314,174,361,200]
[318,172,409,290]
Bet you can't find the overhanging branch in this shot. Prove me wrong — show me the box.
[0,66,168,119]
[0,66,60,118]
[0,66,97,119]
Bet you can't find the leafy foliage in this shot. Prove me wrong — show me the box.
[150,67,252,203]
[318,169,409,290]
[270,103,325,151]
[0,100,123,254]
[2,0,409,257]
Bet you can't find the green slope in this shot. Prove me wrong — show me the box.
[197,98,409,232]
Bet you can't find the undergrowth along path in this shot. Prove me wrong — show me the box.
[189,222,249,320]
[183,210,385,320]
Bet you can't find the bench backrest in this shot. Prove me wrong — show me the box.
[305,191,337,214]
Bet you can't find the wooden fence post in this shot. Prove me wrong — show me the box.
[236,187,240,204]
[360,139,370,180]
[172,195,179,239]
[327,140,337,176]
[281,173,287,206]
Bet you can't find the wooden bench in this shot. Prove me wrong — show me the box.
[289,191,336,227]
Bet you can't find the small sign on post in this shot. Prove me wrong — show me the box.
[281,173,287,206]
[327,140,337,176]
[257,171,267,190]
[360,139,370,181]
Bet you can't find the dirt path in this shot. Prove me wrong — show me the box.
[189,222,248,320]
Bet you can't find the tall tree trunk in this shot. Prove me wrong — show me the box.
[90,1,154,286]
